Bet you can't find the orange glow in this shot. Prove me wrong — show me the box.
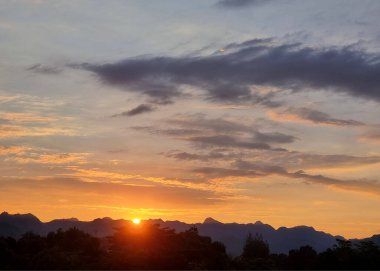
[133,218,141,224]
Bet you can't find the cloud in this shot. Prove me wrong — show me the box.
[0,176,224,208]
[167,114,253,134]
[188,135,280,150]
[27,64,62,75]
[360,129,380,144]
[288,170,380,196]
[166,150,236,162]
[268,107,365,126]
[237,160,380,196]
[112,104,155,117]
[133,115,295,151]
[193,166,262,178]
[254,131,298,143]
[273,152,380,170]
[166,147,380,171]
[9,153,88,165]
[133,126,203,137]
[137,114,296,142]
[0,95,19,104]
[0,145,89,165]
[78,39,380,104]
[0,146,30,156]
[198,159,380,196]
[0,124,74,138]
[216,0,270,8]
[64,168,236,195]
[0,112,57,123]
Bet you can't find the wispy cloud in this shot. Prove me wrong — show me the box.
[65,168,236,195]
[268,107,365,127]
[112,104,155,117]
[27,63,63,75]
[360,129,380,144]
[133,114,295,151]
[0,112,58,123]
[188,135,272,150]
[0,176,224,208]
[0,95,19,104]
[9,153,89,165]
[0,145,30,156]
[216,0,272,8]
[0,124,75,138]
[288,170,380,196]
[196,159,380,196]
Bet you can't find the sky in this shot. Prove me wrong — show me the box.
[1,0,380,238]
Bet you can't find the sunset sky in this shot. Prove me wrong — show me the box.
[1,0,380,238]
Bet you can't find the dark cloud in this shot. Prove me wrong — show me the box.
[166,115,296,143]
[216,0,270,8]
[79,39,380,104]
[280,152,380,169]
[288,170,380,195]
[274,107,365,126]
[112,104,155,117]
[27,64,62,75]
[133,115,296,153]
[254,131,298,143]
[132,126,203,136]
[193,166,262,178]
[188,135,272,150]
[234,159,288,174]
[167,115,253,134]
[166,147,380,171]
[166,150,237,162]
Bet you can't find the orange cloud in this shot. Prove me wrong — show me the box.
[359,130,380,144]
[0,124,75,138]
[268,110,310,124]
[267,108,364,127]
[0,145,30,156]
[0,112,57,122]
[9,153,89,165]
[65,168,237,194]
[0,95,19,104]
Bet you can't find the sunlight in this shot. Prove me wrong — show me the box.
[132,218,141,224]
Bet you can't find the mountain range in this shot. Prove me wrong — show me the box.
[1,211,378,255]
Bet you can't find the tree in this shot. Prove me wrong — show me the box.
[287,245,317,269]
[242,233,270,259]
[239,233,273,270]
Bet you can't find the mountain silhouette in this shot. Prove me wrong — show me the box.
[203,217,223,224]
[1,212,378,255]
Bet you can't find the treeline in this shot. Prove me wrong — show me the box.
[0,222,379,269]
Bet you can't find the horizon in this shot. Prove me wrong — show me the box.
[1,0,380,240]
[0,210,368,239]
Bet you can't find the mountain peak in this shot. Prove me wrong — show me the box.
[203,217,222,224]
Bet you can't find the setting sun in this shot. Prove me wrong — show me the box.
[132,218,141,224]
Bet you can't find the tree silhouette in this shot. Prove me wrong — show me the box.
[287,245,317,269]
[1,225,380,269]
[242,233,270,259]
[239,233,273,269]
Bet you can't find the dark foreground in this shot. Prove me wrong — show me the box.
[0,222,379,269]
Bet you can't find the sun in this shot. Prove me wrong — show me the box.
[132,218,141,224]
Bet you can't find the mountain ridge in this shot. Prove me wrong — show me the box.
[1,212,378,255]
